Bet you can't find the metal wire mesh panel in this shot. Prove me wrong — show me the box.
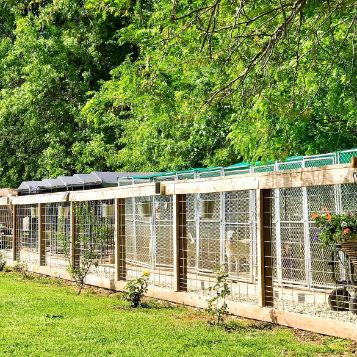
[74,200,115,281]
[308,185,337,287]
[186,194,197,270]
[184,193,221,293]
[197,193,221,272]
[154,196,173,267]
[337,149,357,164]
[184,191,258,305]
[124,196,174,289]
[135,196,152,266]
[43,202,70,271]
[153,196,174,287]
[17,204,38,265]
[271,188,306,286]
[224,190,258,304]
[0,205,13,261]
[272,184,357,324]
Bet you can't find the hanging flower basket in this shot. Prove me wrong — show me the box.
[312,211,357,268]
[199,199,215,219]
[138,201,152,218]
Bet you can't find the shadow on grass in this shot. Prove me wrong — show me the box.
[112,297,177,311]
[221,319,276,333]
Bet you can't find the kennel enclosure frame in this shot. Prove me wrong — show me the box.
[2,162,357,340]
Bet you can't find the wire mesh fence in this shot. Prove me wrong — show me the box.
[17,204,39,265]
[183,191,258,305]
[270,184,357,323]
[74,200,115,281]
[124,195,174,289]
[43,202,70,272]
[0,205,13,261]
[3,159,357,332]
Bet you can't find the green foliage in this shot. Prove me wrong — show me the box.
[12,261,32,279]
[123,271,150,307]
[207,267,230,326]
[0,1,356,186]
[312,211,357,247]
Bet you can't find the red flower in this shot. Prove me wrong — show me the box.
[343,228,351,235]
[311,213,320,220]
[326,212,332,222]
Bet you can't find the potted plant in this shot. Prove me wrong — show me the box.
[312,211,357,268]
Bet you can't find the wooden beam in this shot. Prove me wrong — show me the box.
[0,197,9,206]
[11,192,69,205]
[38,203,46,266]
[12,205,18,262]
[351,156,357,168]
[115,198,126,281]
[6,164,355,206]
[164,164,354,195]
[69,184,156,202]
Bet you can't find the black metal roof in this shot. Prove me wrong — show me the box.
[18,181,46,194]
[42,179,66,190]
[73,173,102,186]
[57,176,84,187]
[18,171,156,195]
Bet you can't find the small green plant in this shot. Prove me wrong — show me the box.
[123,272,150,307]
[0,251,7,271]
[68,250,99,295]
[13,261,32,279]
[207,266,231,326]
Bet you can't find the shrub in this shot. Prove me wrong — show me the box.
[207,267,231,326]
[13,261,32,279]
[0,251,6,271]
[123,272,150,307]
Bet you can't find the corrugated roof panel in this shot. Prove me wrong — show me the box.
[42,179,66,190]
[92,172,120,186]
[74,174,102,185]
[18,181,45,194]
[57,176,83,187]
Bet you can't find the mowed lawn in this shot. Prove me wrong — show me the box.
[0,272,354,357]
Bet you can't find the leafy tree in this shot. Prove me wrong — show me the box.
[0,1,356,187]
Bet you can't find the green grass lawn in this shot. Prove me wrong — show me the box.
[0,272,354,357]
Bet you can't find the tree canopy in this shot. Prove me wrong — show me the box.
[0,0,356,187]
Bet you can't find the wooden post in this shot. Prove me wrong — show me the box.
[12,205,18,262]
[173,194,187,292]
[69,202,78,268]
[38,203,46,266]
[351,156,357,168]
[257,189,274,307]
[115,198,126,281]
